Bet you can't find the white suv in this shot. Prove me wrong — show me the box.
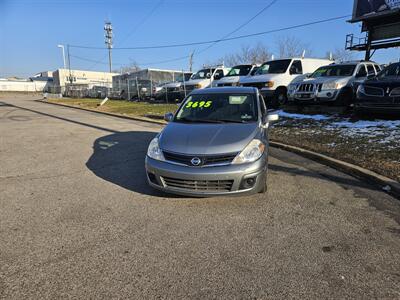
[240,58,332,107]
[287,61,382,106]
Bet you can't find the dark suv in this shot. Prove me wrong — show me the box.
[355,62,400,114]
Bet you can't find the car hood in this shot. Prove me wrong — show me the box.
[363,77,400,89]
[300,76,351,84]
[239,74,281,84]
[164,82,181,88]
[185,79,210,86]
[217,76,241,83]
[159,122,259,155]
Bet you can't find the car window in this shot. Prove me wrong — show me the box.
[290,60,303,75]
[191,69,215,80]
[366,64,375,75]
[256,59,292,75]
[374,64,381,73]
[378,63,400,79]
[356,65,367,77]
[175,93,258,123]
[214,69,224,79]
[226,65,252,77]
[311,65,356,77]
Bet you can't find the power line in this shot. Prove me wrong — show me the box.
[69,15,351,51]
[197,0,278,55]
[118,0,164,46]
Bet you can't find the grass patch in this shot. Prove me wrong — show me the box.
[47,98,178,117]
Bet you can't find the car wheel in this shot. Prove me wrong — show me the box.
[336,89,353,107]
[273,88,288,108]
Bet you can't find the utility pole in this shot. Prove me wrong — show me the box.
[189,51,194,72]
[67,44,72,84]
[104,21,113,73]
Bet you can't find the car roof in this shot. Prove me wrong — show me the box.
[190,87,258,95]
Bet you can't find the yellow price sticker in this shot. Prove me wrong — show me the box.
[185,101,212,108]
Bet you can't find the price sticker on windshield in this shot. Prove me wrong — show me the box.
[185,101,212,108]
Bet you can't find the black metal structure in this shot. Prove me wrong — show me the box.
[346,1,400,60]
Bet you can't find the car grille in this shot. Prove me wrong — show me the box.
[161,177,234,192]
[163,151,237,167]
[217,83,237,87]
[241,82,265,89]
[298,83,315,92]
[364,86,384,97]
[166,87,180,92]
[185,85,197,92]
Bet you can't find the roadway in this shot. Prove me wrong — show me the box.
[1,95,400,299]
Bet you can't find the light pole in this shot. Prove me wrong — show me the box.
[57,44,66,69]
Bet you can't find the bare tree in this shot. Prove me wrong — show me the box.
[275,36,313,58]
[325,48,355,62]
[119,61,141,74]
[222,43,272,66]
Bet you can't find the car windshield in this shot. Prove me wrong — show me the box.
[256,59,292,75]
[191,69,215,80]
[226,65,252,77]
[311,65,356,77]
[175,73,192,82]
[175,93,258,123]
[377,63,400,79]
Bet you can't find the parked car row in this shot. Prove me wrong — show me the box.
[287,60,382,106]
[152,57,400,114]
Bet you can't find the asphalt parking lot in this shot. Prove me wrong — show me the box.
[1,95,400,299]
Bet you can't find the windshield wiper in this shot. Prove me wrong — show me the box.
[218,119,251,123]
[175,117,223,124]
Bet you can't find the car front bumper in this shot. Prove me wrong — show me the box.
[145,156,267,197]
[292,90,340,104]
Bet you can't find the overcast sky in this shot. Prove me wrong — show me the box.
[1,0,399,77]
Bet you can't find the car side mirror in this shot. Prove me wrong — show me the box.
[262,112,279,128]
[164,112,174,122]
[266,113,279,123]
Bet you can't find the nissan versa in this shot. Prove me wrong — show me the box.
[145,87,279,197]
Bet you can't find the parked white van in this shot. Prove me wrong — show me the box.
[213,64,259,87]
[239,57,333,107]
[184,66,230,93]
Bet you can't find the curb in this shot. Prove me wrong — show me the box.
[37,99,400,199]
[270,141,400,199]
[37,99,167,126]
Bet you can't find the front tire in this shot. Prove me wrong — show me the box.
[258,170,268,194]
[272,88,288,108]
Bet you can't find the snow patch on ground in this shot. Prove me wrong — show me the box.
[277,110,331,121]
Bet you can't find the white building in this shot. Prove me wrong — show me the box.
[52,69,118,94]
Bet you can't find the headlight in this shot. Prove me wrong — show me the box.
[322,81,345,90]
[390,88,400,96]
[288,84,298,93]
[147,137,165,161]
[232,139,265,164]
[264,81,274,88]
[195,83,203,89]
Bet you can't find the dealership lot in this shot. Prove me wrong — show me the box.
[1,95,400,298]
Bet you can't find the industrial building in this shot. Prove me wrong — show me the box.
[111,68,191,100]
[52,69,118,95]
[0,71,53,92]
